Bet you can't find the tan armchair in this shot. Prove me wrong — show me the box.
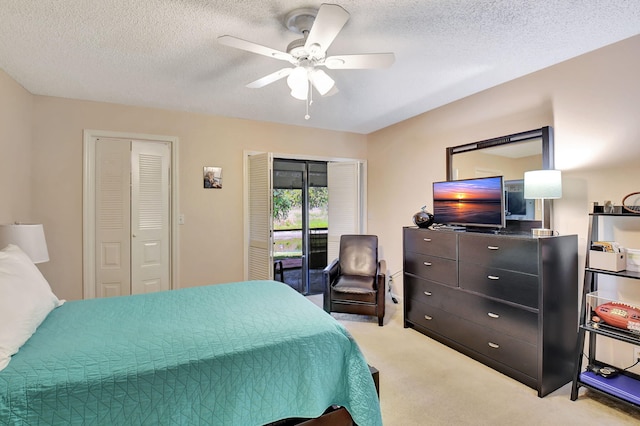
[323,235,386,326]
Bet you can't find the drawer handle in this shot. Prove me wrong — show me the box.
[423,261,432,266]
[488,342,500,349]
[487,312,500,319]
[424,315,433,321]
[423,291,432,296]
[487,275,500,280]
[487,245,499,250]
[423,238,432,242]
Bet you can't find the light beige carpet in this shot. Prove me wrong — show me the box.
[308,294,640,425]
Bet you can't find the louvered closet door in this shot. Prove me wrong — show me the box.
[95,138,132,297]
[131,141,171,294]
[327,161,362,262]
[247,152,273,280]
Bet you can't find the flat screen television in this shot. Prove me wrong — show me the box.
[504,179,535,220]
[433,176,505,229]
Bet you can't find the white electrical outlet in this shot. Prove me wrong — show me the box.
[634,346,640,362]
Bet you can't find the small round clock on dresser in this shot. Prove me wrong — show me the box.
[412,207,434,228]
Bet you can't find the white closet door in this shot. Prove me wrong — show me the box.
[327,161,362,262]
[247,152,273,280]
[131,141,171,294]
[95,138,132,297]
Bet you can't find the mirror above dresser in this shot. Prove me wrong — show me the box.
[445,127,554,230]
[446,126,553,180]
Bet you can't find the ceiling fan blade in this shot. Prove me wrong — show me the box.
[246,68,293,88]
[323,53,395,69]
[304,4,350,55]
[218,35,294,62]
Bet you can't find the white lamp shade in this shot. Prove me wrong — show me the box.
[524,170,562,199]
[0,224,50,263]
[309,69,335,96]
[287,66,309,100]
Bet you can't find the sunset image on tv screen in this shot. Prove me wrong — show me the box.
[433,176,503,226]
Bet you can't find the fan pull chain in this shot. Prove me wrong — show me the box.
[305,83,312,120]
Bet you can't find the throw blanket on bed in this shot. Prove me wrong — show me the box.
[0,280,382,425]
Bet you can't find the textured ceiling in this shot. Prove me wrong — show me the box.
[1,1,640,134]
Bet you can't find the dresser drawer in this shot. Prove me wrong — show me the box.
[459,262,539,309]
[463,321,538,379]
[407,299,537,379]
[405,252,457,287]
[454,290,538,345]
[404,275,457,310]
[404,228,457,259]
[406,299,468,337]
[458,233,538,274]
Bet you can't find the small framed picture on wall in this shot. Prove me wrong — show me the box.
[203,166,222,189]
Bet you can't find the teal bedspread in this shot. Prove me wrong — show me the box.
[0,281,381,425]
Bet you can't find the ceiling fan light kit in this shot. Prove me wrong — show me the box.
[287,67,309,100]
[310,69,334,95]
[218,3,395,119]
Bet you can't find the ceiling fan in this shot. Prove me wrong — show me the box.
[218,3,395,118]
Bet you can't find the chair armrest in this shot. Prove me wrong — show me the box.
[323,258,340,286]
[376,259,386,290]
[323,258,340,312]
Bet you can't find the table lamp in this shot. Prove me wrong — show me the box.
[0,223,50,263]
[524,170,562,237]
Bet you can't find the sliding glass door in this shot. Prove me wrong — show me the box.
[272,160,328,295]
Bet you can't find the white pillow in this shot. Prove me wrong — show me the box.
[0,244,63,371]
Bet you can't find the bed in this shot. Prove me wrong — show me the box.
[0,279,381,425]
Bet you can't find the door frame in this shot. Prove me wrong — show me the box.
[82,129,180,299]
[243,150,367,281]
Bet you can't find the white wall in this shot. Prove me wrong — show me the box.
[0,70,33,224]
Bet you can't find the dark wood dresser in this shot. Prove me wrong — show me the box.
[403,227,578,397]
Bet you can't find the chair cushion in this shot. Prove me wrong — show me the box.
[338,235,378,277]
[332,275,377,304]
[333,275,376,294]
